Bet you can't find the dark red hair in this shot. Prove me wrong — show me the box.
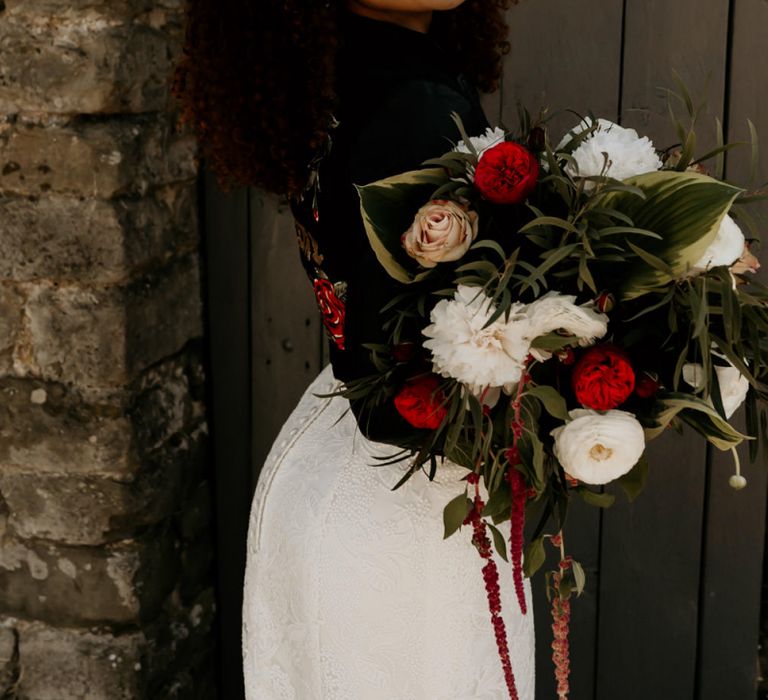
[172,1,516,198]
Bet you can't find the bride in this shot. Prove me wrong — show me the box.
[178,0,535,697]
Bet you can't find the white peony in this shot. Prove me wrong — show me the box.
[454,126,506,159]
[525,291,609,348]
[551,409,646,485]
[557,117,662,189]
[690,214,746,273]
[422,285,532,395]
[682,360,749,419]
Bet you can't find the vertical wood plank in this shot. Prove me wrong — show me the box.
[202,170,252,700]
[724,0,768,229]
[598,3,731,697]
[620,0,730,151]
[249,192,325,482]
[597,433,708,698]
[501,0,625,131]
[697,3,768,695]
[697,427,766,699]
[500,3,625,697]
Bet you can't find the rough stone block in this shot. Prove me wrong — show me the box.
[0,471,170,545]
[0,7,183,114]
[11,621,146,700]
[0,115,198,197]
[0,532,177,625]
[0,184,199,283]
[0,375,134,477]
[0,420,207,545]
[16,253,203,389]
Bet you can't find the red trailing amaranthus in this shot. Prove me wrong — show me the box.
[505,365,530,615]
[464,473,519,700]
[550,537,572,700]
[505,458,527,615]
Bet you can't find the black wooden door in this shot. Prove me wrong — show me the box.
[203,2,768,697]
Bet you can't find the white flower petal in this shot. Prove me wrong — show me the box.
[454,127,506,159]
[691,214,745,273]
[683,360,749,419]
[551,409,645,485]
[422,285,531,394]
[557,117,662,190]
[525,292,609,346]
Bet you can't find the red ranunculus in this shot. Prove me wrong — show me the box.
[572,345,635,410]
[473,141,539,205]
[313,278,346,350]
[394,374,448,430]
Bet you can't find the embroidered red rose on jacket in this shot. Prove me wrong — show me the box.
[313,278,346,350]
[393,374,448,430]
[473,141,539,205]
[572,345,636,411]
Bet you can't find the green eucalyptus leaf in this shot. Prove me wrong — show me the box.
[526,385,570,421]
[523,536,547,578]
[572,560,586,596]
[443,492,472,539]
[488,523,509,563]
[482,484,512,520]
[578,487,616,508]
[647,392,751,450]
[530,333,577,352]
[616,454,649,502]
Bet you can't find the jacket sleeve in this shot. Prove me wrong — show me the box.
[318,78,490,450]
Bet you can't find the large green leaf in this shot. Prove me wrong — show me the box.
[645,392,751,450]
[355,168,451,283]
[597,171,743,299]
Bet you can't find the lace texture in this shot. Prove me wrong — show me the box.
[243,364,535,699]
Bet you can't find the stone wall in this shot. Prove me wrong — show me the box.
[0,1,216,697]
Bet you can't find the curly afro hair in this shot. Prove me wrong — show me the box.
[172,1,516,198]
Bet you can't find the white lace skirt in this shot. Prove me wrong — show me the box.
[242,363,535,699]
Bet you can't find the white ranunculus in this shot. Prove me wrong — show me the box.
[557,117,662,189]
[690,214,746,273]
[402,199,479,268]
[524,291,609,358]
[682,360,749,419]
[551,409,646,485]
[454,126,506,159]
[422,285,532,395]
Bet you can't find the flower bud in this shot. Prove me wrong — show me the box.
[729,474,747,490]
[634,371,661,399]
[595,291,615,314]
[556,347,576,365]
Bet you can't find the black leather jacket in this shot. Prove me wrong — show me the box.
[290,10,491,447]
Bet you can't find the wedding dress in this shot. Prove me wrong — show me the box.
[242,10,535,698]
[242,362,535,699]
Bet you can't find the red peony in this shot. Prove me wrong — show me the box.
[313,278,346,350]
[394,374,448,430]
[572,345,635,411]
[473,141,539,205]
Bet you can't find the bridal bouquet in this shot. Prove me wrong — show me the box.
[333,88,768,699]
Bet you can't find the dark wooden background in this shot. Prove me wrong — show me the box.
[202,1,768,697]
